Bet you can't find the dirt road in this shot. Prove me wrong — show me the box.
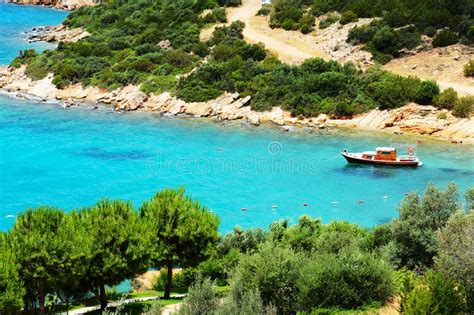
[227,0,325,63]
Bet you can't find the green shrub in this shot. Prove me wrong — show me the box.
[463,59,474,77]
[394,268,418,312]
[232,242,304,314]
[215,283,276,315]
[340,11,358,25]
[299,13,315,34]
[270,5,303,29]
[177,86,223,102]
[52,76,68,89]
[140,75,177,95]
[192,42,210,58]
[433,88,458,109]
[435,212,474,311]
[256,6,271,17]
[218,0,241,7]
[432,29,459,47]
[11,49,38,68]
[402,271,466,314]
[178,276,219,315]
[436,112,447,120]
[153,269,195,293]
[391,183,461,270]
[453,96,474,118]
[281,19,297,30]
[424,26,437,38]
[414,80,439,105]
[203,7,227,24]
[371,26,400,55]
[297,248,394,310]
[239,44,267,61]
[25,55,50,80]
[319,15,338,29]
[367,73,408,109]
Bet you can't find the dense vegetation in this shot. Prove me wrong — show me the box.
[11,0,467,119]
[178,22,443,116]
[1,188,219,315]
[1,183,473,314]
[263,0,473,63]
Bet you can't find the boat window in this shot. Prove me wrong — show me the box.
[381,152,391,155]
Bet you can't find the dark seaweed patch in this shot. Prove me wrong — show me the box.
[80,148,151,160]
[439,168,474,176]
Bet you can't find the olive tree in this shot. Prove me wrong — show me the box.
[139,187,220,299]
[391,183,460,270]
[435,212,473,311]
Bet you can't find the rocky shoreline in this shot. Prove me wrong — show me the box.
[27,25,89,43]
[8,0,95,10]
[1,65,473,143]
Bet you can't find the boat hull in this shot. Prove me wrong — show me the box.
[341,152,422,167]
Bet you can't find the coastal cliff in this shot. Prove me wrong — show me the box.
[9,0,97,10]
[1,65,473,143]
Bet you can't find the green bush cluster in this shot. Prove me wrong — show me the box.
[319,15,339,29]
[267,0,474,63]
[348,20,423,63]
[179,21,440,116]
[464,59,474,77]
[2,183,472,314]
[432,29,459,47]
[256,5,271,17]
[339,10,358,25]
[269,0,315,34]
[176,183,472,314]
[434,88,474,118]
[453,96,474,118]
[12,0,456,120]
[400,271,467,314]
[14,0,226,92]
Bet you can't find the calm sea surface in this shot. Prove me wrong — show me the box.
[0,3,67,65]
[0,4,473,233]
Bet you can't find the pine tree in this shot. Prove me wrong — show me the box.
[140,187,220,299]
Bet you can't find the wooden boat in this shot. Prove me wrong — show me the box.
[341,147,422,167]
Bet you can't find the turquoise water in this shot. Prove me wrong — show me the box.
[0,3,67,65]
[0,5,473,234]
[1,97,473,232]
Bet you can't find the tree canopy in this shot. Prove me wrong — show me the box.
[139,187,220,298]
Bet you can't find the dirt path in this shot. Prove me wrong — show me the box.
[226,1,473,95]
[61,296,183,315]
[227,0,325,64]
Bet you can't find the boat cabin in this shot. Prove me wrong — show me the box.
[361,147,397,161]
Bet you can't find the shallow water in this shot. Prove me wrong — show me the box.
[1,97,473,232]
[0,3,67,65]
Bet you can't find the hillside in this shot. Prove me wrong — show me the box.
[225,0,474,95]
[3,0,473,140]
